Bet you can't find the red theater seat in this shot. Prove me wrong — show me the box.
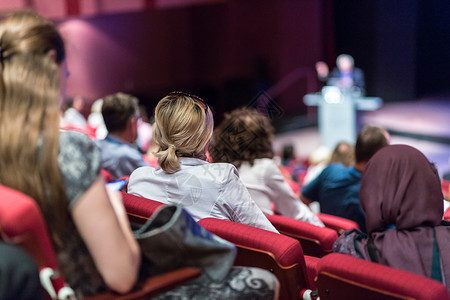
[120,192,165,224]
[316,213,359,234]
[0,185,75,299]
[198,217,317,300]
[316,253,450,300]
[266,214,338,257]
[0,185,200,300]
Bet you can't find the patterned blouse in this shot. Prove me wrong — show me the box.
[57,130,107,298]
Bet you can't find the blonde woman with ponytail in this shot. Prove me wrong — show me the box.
[128,92,278,233]
[0,11,140,297]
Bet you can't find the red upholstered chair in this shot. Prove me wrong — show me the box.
[120,192,165,224]
[266,214,338,257]
[198,217,317,300]
[0,185,200,300]
[101,169,114,183]
[0,185,75,299]
[444,207,450,221]
[442,180,450,200]
[316,253,450,300]
[316,213,359,235]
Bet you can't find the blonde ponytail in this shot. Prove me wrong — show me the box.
[155,143,180,174]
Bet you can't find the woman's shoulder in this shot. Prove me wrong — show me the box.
[60,129,96,150]
[59,130,101,205]
[189,161,240,185]
[204,161,239,175]
[129,165,156,179]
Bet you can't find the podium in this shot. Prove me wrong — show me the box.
[304,86,382,150]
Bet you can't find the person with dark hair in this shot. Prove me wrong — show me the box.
[62,95,88,129]
[334,145,450,293]
[300,126,389,232]
[209,107,324,227]
[96,92,150,180]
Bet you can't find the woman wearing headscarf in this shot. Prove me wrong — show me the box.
[334,144,450,291]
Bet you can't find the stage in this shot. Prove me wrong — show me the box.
[273,96,450,177]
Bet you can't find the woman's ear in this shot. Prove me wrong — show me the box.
[48,49,57,62]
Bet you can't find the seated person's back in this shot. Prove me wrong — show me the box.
[302,163,362,225]
[301,126,389,232]
[128,92,277,233]
[208,107,323,227]
[334,144,450,293]
[96,92,149,180]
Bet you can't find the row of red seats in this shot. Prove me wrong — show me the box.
[2,183,449,299]
[120,192,450,300]
[0,185,201,300]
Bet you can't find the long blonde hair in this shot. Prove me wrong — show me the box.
[153,92,214,174]
[0,11,67,244]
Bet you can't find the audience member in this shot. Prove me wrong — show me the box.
[330,142,355,167]
[0,11,141,297]
[96,92,150,180]
[301,126,389,232]
[87,98,107,139]
[334,145,450,292]
[0,12,279,299]
[279,143,307,183]
[128,93,278,233]
[136,105,153,153]
[62,95,88,129]
[209,107,324,227]
[302,146,331,186]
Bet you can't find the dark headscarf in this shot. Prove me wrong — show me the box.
[360,144,450,289]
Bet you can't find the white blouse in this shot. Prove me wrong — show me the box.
[238,158,324,227]
[128,157,278,233]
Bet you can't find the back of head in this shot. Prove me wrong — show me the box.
[336,54,354,71]
[102,92,139,132]
[153,91,213,174]
[208,107,274,168]
[0,11,66,244]
[330,142,355,167]
[282,144,295,161]
[309,146,331,166]
[361,144,443,232]
[355,126,389,163]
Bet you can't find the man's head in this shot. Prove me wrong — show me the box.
[102,92,139,143]
[336,54,354,72]
[355,126,389,164]
[330,142,355,167]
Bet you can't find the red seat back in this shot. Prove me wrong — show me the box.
[316,213,359,235]
[267,214,338,257]
[198,217,314,300]
[316,253,450,300]
[120,192,165,224]
[0,185,68,298]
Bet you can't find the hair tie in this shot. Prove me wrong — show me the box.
[168,144,176,151]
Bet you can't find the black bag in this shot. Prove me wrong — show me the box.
[133,205,236,282]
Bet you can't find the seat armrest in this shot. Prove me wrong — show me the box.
[86,267,201,300]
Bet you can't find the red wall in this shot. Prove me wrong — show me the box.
[58,0,329,115]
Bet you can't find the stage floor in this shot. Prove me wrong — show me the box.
[273,98,450,177]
